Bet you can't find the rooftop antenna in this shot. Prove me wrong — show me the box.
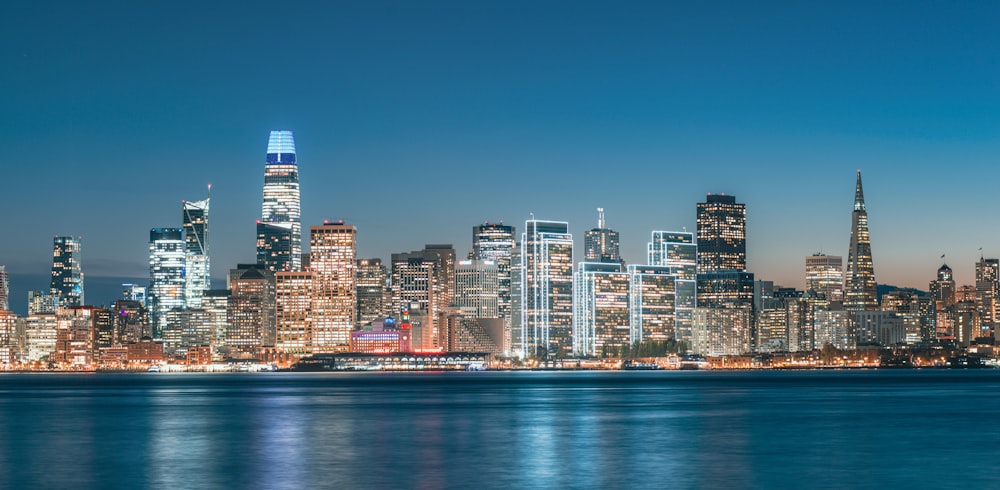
[597,207,605,229]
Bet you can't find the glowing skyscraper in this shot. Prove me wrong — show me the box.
[182,188,210,308]
[310,223,357,352]
[260,130,301,272]
[50,236,84,307]
[844,171,878,311]
[517,219,573,359]
[148,228,185,336]
[0,265,8,311]
[472,222,515,330]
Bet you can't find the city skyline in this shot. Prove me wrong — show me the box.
[3,2,1000,312]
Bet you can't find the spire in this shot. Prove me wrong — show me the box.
[597,207,605,229]
[854,169,866,212]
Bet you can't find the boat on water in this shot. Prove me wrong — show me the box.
[147,365,160,373]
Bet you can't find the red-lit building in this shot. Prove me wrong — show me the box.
[127,337,165,363]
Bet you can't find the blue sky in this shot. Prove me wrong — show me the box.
[2,1,999,313]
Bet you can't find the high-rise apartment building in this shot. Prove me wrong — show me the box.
[259,130,301,272]
[516,220,573,359]
[472,222,515,330]
[148,228,185,336]
[696,195,746,273]
[454,259,500,319]
[50,236,84,307]
[627,265,676,342]
[584,208,621,263]
[648,231,697,344]
[573,262,630,357]
[806,253,844,302]
[691,305,753,356]
[310,223,356,352]
[844,171,878,310]
[355,258,387,325]
[182,190,210,308]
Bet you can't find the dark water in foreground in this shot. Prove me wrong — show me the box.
[1,370,999,489]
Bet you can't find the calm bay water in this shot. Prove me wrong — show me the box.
[1,370,999,489]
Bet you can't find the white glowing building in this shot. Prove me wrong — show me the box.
[260,130,301,272]
[148,228,186,336]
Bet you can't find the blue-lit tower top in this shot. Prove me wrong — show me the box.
[266,130,297,165]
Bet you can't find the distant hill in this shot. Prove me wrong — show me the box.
[877,284,927,301]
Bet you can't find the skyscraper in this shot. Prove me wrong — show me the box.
[182,189,210,308]
[584,208,621,263]
[472,222,515,331]
[260,130,301,272]
[355,258,387,325]
[517,219,573,359]
[455,259,500,319]
[696,194,754,347]
[573,262,629,357]
[275,270,313,354]
[806,253,844,302]
[627,265,676,342]
[310,223,357,352]
[648,231,697,344]
[696,195,746,273]
[391,246,452,350]
[975,256,999,338]
[50,236,84,307]
[148,228,185,336]
[256,222,294,272]
[227,264,276,355]
[0,265,8,311]
[844,170,878,311]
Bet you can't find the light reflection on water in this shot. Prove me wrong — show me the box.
[0,371,1000,488]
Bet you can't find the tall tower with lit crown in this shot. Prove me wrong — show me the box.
[182,187,210,308]
[844,170,878,310]
[260,130,301,272]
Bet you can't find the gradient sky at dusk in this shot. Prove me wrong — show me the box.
[2,1,999,313]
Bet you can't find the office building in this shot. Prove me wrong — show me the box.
[584,208,621,263]
[648,231,697,343]
[975,256,998,338]
[310,223,356,352]
[691,305,753,356]
[627,265,676,342]
[227,264,275,356]
[454,259,500,319]
[806,253,844,302]
[259,130,301,271]
[355,258,387,325]
[256,222,294,273]
[0,265,8,311]
[472,222,515,331]
[275,271,312,354]
[391,245,454,351]
[50,236,84,307]
[844,171,878,310]
[148,228,185,336]
[696,195,746,273]
[573,262,630,357]
[517,220,573,359]
[182,190,211,308]
[122,283,147,306]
